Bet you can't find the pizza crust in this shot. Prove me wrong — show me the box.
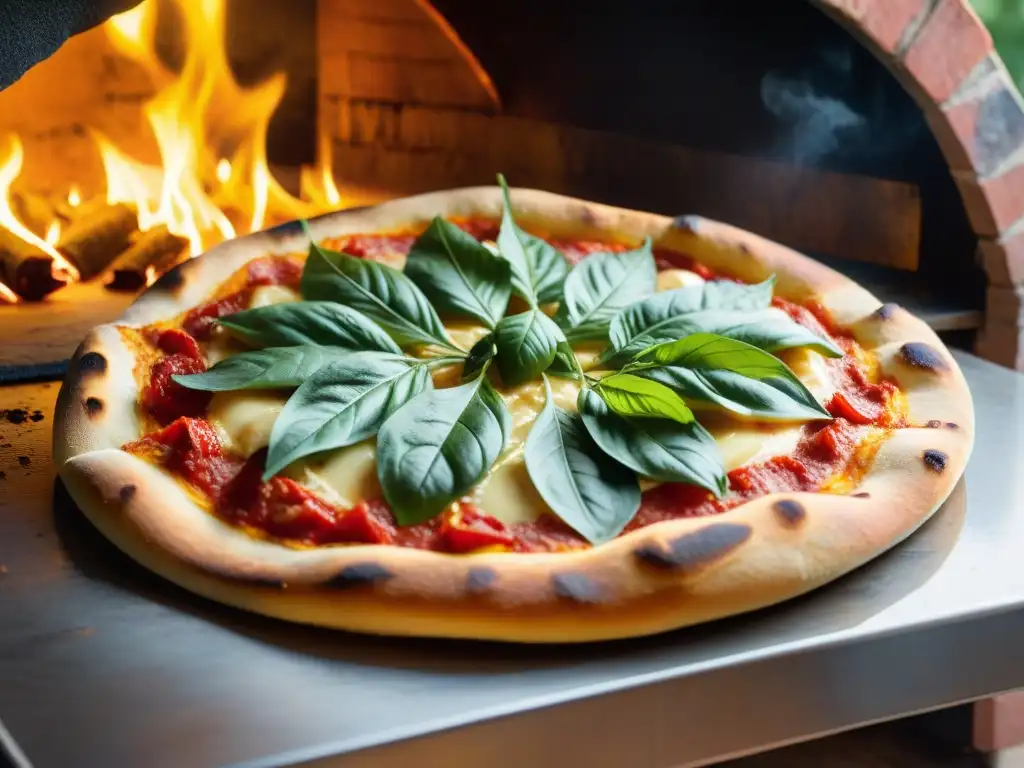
[53,186,975,642]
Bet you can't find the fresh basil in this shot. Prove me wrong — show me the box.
[524,377,640,545]
[627,333,831,421]
[493,309,565,387]
[604,278,776,365]
[496,174,568,305]
[376,373,512,525]
[263,352,430,480]
[547,338,584,381]
[578,388,727,495]
[218,301,401,353]
[463,333,496,381]
[557,239,656,341]
[607,307,841,364]
[300,236,460,353]
[173,346,353,392]
[404,216,512,328]
[593,372,694,425]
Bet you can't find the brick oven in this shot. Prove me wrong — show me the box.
[1,0,1023,374]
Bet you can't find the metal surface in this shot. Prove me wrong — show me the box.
[0,351,1022,768]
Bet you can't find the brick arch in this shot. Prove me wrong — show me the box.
[815,0,1024,368]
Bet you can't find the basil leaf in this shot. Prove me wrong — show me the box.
[263,352,430,480]
[627,333,830,421]
[557,239,656,341]
[578,388,727,495]
[300,238,459,352]
[173,346,352,392]
[594,372,694,425]
[377,374,512,525]
[463,333,496,381]
[605,278,775,363]
[496,174,568,305]
[219,301,401,353]
[607,307,841,364]
[547,338,584,381]
[493,309,565,387]
[403,216,512,328]
[524,378,640,545]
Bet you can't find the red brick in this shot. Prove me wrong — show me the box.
[977,237,1024,286]
[941,67,1024,178]
[974,321,1024,370]
[817,0,928,53]
[903,0,993,104]
[954,160,1024,239]
[985,285,1024,326]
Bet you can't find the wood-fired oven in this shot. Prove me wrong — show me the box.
[0,0,1022,375]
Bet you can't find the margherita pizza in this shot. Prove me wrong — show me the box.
[53,180,974,642]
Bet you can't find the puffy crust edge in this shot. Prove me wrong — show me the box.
[53,187,975,642]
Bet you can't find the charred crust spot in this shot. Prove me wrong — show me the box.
[671,215,702,233]
[945,422,959,430]
[852,491,871,498]
[552,572,605,604]
[635,522,752,572]
[84,397,103,417]
[899,342,947,372]
[874,303,900,320]
[579,206,598,226]
[326,563,393,589]
[466,567,497,594]
[267,218,305,238]
[153,263,186,291]
[923,450,948,473]
[246,578,286,589]
[773,499,806,527]
[925,420,942,428]
[118,484,137,503]
[77,351,107,376]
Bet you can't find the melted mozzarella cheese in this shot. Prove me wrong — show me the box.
[202,247,834,526]
[657,268,705,291]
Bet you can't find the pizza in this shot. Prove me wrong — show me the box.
[53,179,974,643]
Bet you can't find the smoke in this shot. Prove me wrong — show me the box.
[759,43,922,171]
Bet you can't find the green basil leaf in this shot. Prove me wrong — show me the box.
[173,346,353,392]
[463,333,496,381]
[496,174,568,305]
[547,338,584,381]
[403,216,512,328]
[557,239,656,341]
[627,333,831,421]
[263,352,430,480]
[578,388,727,495]
[493,309,565,387]
[300,237,459,352]
[524,378,640,545]
[594,372,694,424]
[607,307,841,364]
[605,278,775,364]
[377,375,512,525]
[218,301,401,353]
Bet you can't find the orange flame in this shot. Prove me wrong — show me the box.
[0,134,80,280]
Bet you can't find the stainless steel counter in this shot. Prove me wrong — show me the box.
[1,351,1022,768]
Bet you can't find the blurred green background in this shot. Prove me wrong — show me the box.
[972,0,1024,86]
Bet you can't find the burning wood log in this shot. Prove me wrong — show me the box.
[10,190,55,239]
[0,228,69,300]
[57,202,139,280]
[105,226,189,292]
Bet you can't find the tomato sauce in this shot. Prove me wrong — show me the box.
[127,218,907,553]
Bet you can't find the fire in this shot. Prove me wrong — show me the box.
[0,134,80,280]
[0,0,348,301]
[98,0,333,258]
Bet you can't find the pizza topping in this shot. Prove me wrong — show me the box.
[142,355,212,425]
[130,174,909,551]
[125,417,238,496]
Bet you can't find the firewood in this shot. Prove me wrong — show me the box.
[105,226,189,292]
[0,229,68,301]
[57,202,139,280]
